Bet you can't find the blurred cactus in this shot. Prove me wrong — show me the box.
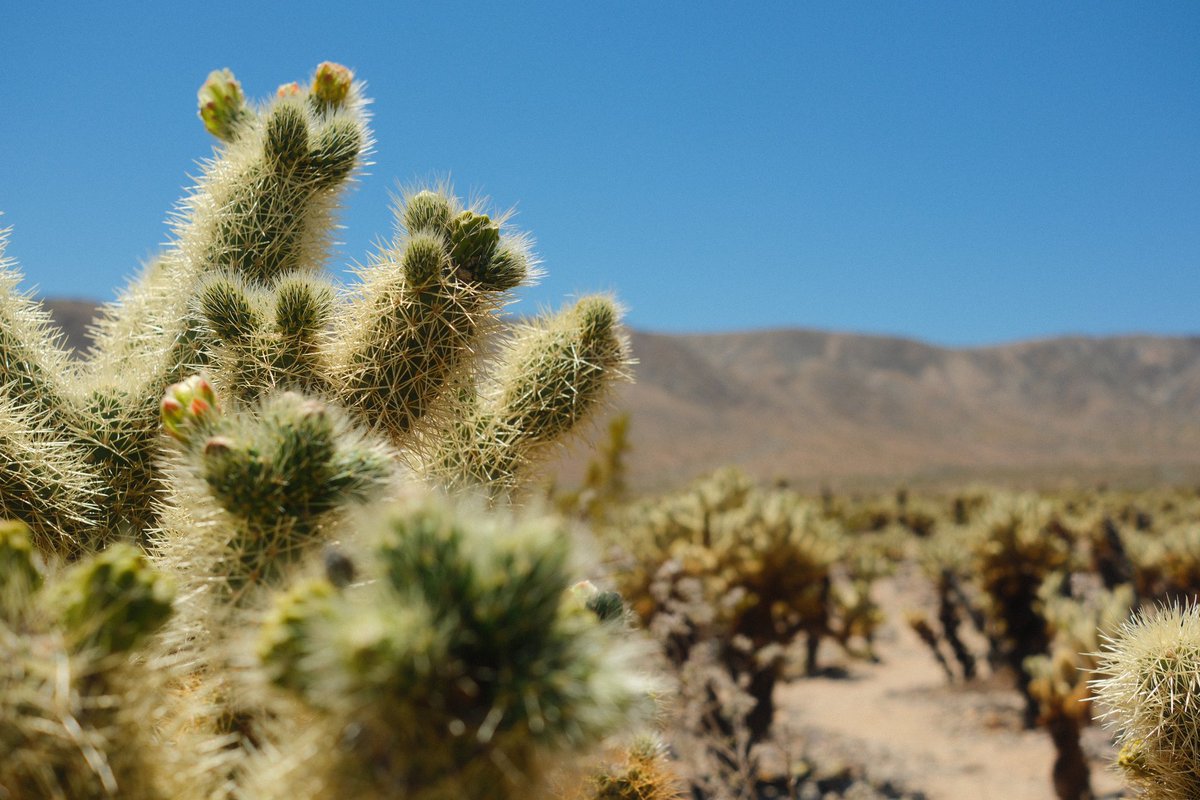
[608,468,848,744]
[54,543,175,655]
[552,412,632,524]
[0,62,644,799]
[0,525,222,800]
[1024,574,1132,800]
[243,494,657,800]
[969,496,1077,727]
[911,526,986,682]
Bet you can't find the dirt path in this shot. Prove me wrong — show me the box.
[775,574,1125,799]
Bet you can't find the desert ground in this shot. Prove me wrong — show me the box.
[777,568,1124,800]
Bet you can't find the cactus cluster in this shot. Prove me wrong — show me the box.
[605,468,878,748]
[0,524,223,799]
[0,62,651,799]
[866,486,1200,800]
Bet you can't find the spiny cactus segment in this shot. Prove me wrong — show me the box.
[1094,603,1200,800]
[0,60,643,800]
[54,543,175,655]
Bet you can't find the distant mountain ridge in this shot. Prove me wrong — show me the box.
[42,299,1200,491]
[616,329,1200,489]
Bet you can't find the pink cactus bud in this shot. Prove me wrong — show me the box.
[311,62,353,109]
[198,68,246,141]
[162,376,221,445]
[276,81,302,98]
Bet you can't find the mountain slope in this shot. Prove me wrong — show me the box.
[41,299,1200,490]
[605,329,1200,489]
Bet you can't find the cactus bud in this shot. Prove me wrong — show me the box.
[162,375,220,445]
[56,544,175,655]
[447,211,500,281]
[323,546,357,588]
[311,61,353,110]
[198,68,247,141]
[276,81,302,98]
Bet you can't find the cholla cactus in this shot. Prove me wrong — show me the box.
[609,468,843,744]
[1093,603,1200,800]
[242,494,658,800]
[563,737,684,800]
[911,525,986,682]
[0,62,644,799]
[1024,575,1133,800]
[969,495,1078,727]
[0,525,226,800]
[1124,522,1200,604]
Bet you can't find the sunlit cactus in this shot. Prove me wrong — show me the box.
[0,60,643,799]
[1093,603,1200,800]
[435,294,631,493]
[331,191,531,443]
[564,737,685,800]
[970,495,1077,727]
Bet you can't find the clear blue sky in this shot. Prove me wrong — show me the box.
[2,2,1197,346]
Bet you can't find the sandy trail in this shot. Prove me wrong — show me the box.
[775,574,1125,799]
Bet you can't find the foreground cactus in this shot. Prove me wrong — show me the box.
[0,62,645,799]
[0,525,223,799]
[1094,603,1200,800]
[242,494,657,800]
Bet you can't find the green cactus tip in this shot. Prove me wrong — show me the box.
[0,520,43,596]
[56,544,176,655]
[571,580,626,623]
